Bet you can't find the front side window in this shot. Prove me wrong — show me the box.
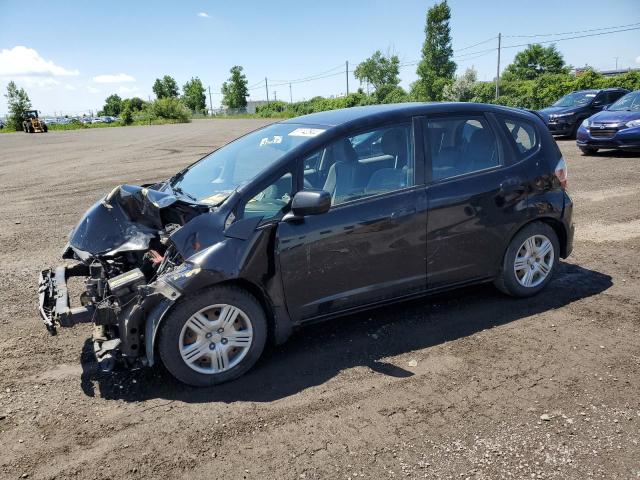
[304,124,415,206]
[424,115,499,181]
[244,173,293,221]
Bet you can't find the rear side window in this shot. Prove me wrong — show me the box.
[498,116,539,159]
[423,115,499,181]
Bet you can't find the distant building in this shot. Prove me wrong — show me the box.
[574,67,640,77]
[245,100,269,114]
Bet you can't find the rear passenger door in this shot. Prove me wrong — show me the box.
[422,113,529,289]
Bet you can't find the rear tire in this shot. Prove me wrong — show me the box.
[158,285,267,387]
[495,222,560,298]
[579,146,598,156]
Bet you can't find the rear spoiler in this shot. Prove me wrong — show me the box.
[522,108,547,124]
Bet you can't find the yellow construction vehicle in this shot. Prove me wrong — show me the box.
[22,110,48,133]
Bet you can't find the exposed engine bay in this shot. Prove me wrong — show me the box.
[38,184,216,371]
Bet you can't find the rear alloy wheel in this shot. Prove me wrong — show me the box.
[495,222,559,297]
[579,146,598,156]
[158,285,267,386]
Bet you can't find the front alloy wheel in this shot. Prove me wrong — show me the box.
[158,286,267,386]
[179,304,253,374]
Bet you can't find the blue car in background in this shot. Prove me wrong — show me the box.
[577,90,640,155]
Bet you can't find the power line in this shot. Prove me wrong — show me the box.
[454,36,498,52]
[236,22,638,101]
[501,26,640,50]
[503,21,640,38]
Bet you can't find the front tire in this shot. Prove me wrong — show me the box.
[495,222,560,298]
[579,146,598,156]
[158,285,267,387]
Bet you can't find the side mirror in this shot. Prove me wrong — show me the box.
[284,190,331,221]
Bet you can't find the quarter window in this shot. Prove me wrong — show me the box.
[499,116,538,158]
[424,116,499,181]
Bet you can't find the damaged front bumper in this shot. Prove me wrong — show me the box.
[38,261,184,370]
[38,265,95,335]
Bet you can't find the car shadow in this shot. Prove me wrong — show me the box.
[556,139,640,157]
[79,262,611,402]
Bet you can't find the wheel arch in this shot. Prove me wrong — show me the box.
[145,276,290,367]
[503,217,568,264]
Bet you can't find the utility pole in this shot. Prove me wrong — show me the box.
[289,83,293,103]
[495,33,501,100]
[274,91,277,102]
[346,60,349,95]
[208,85,213,116]
[614,57,619,70]
[265,77,269,104]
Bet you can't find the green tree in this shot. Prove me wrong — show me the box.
[221,66,249,109]
[502,44,569,81]
[153,75,179,99]
[128,96,145,111]
[121,104,134,125]
[354,50,401,99]
[101,94,123,116]
[442,67,477,102]
[150,97,190,122]
[182,77,207,113]
[4,81,31,130]
[413,0,456,101]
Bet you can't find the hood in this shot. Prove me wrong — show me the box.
[537,106,583,121]
[67,184,227,260]
[588,110,640,124]
[68,184,178,257]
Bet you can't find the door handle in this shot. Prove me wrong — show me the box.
[390,208,416,220]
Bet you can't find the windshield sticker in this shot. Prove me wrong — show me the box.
[288,128,326,137]
[260,136,283,146]
[585,94,596,97]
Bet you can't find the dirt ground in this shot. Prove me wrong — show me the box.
[0,120,638,480]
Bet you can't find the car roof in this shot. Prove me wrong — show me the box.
[279,102,535,127]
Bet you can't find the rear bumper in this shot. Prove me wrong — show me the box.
[563,191,574,259]
[38,265,95,335]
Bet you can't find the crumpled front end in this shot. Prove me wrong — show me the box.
[37,184,220,370]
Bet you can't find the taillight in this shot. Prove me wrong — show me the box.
[555,157,568,189]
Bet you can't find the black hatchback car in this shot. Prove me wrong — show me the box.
[538,88,629,138]
[39,103,574,386]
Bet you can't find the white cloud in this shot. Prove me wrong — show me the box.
[64,84,77,91]
[197,12,210,18]
[0,46,79,77]
[636,55,640,65]
[92,73,136,83]
[87,86,100,94]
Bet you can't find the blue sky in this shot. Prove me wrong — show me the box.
[1,0,639,115]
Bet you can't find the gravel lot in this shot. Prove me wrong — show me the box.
[0,120,639,480]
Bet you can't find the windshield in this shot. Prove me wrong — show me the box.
[608,91,640,111]
[169,123,326,204]
[553,92,596,108]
